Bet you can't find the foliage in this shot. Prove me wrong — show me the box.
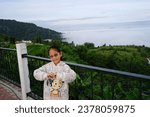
[0,19,62,40]
[0,35,150,99]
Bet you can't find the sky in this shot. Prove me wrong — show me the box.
[0,0,150,46]
[1,0,150,22]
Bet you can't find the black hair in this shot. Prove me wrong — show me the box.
[48,45,62,53]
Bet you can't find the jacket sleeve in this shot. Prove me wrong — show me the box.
[33,65,48,81]
[57,65,76,83]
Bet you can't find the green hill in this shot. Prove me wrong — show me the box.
[0,19,62,40]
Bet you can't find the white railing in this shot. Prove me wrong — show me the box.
[16,43,31,99]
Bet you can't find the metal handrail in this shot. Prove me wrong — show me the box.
[0,47,149,80]
[0,47,16,51]
[22,54,150,80]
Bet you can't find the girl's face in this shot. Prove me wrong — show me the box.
[49,49,62,65]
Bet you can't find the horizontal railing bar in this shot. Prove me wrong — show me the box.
[0,75,21,88]
[23,54,150,80]
[27,92,43,100]
[22,54,50,62]
[0,47,16,51]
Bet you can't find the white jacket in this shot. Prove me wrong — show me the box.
[33,61,76,100]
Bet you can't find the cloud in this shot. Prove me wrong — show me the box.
[1,0,150,46]
[1,0,150,30]
[1,0,150,21]
[41,16,108,23]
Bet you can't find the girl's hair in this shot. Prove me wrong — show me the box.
[48,46,61,53]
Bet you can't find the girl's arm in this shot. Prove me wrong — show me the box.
[57,65,76,83]
[33,65,48,81]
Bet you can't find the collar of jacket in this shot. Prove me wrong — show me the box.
[51,61,65,66]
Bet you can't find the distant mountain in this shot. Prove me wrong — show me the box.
[0,19,62,40]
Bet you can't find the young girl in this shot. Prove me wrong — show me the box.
[33,46,76,100]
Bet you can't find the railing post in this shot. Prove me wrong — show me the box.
[16,43,31,100]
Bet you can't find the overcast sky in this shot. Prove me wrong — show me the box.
[1,0,150,22]
[0,0,150,46]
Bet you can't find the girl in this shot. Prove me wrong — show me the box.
[33,46,76,100]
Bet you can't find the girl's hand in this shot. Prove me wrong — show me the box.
[47,72,56,80]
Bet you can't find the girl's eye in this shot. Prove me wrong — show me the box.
[50,53,59,58]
